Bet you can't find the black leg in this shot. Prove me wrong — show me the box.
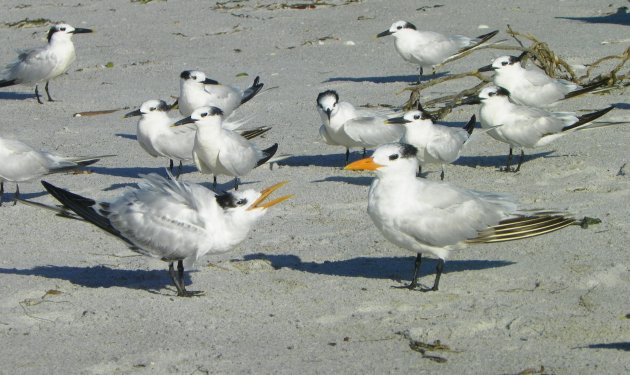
[167,261,203,297]
[416,165,422,178]
[169,159,174,174]
[212,176,217,190]
[345,148,350,163]
[34,85,43,104]
[362,148,366,157]
[393,253,422,290]
[514,149,525,172]
[176,161,183,179]
[13,184,20,206]
[440,167,445,181]
[45,81,54,102]
[431,259,444,291]
[234,177,240,191]
[0,181,4,206]
[503,147,514,172]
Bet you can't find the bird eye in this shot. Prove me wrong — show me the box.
[489,92,496,97]
[201,112,208,117]
[60,27,66,31]
[396,26,402,30]
[191,75,197,80]
[389,154,399,160]
[413,114,420,120]
[236,198,247,206]
[501,61,508,66]
[149,107,156,111]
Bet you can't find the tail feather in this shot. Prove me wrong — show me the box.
[562,106,615,132]
[564,78,609,100]
[241,126,272,140]
[466,212,575,244]
[463,114,476,136]
[41,181,133,246]
[460,30,499,54]
[0,79,17,88]
[240,76,264,105]
[256,143,278,167]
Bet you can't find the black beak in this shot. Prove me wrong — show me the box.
[71,28,93,34]
[478,64,494,72]
[324,108,332,120]
[386,116,410,124]
[124,109,142,118]
[376,30,392,38]
[173,116,195,126]
[203,78,219,85]
[460,96,481,105]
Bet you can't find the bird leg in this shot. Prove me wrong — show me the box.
[212,176,217,190]
[430,259,444,291]
[167,261,203,297]
[44,81,54,102]
[0,182,4,206]
[416,165,422,178]
[362,148,367,157]
[34,85,43,104]
[514,149,525,172]
[440,166,445,181]
[234,177,240,191]
[393,253,422,290]
[176,161,183,180]
[502,147,514,172]
[169,159,174,174]
[345,148,350,163]
[13,184,19,206]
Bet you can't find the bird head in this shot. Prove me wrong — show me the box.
[179,70,219,86]
[125,99,170,118]
[48,24,93,43]
[344,143,419,177]
[316,90,339,120]
[377,20,416,38]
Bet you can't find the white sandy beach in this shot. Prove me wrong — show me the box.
[0,0,629,373]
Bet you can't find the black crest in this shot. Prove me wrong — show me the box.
[180,70,192,79]
[400,143,418,158]
[317,90,339,105]
[403,22,417,30]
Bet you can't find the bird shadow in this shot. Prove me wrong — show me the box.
[0,265,184,294]
[555,7,629,26]
[578,342,630,351]
[611,102,630,110]
[278,152,365,168]
[457,151,556,169]
[115,133,137,141]
[323,72,449,84]
[89,165,197,179]
[243,253,514,282]
[312,175,373,186]
[0,91,36,101]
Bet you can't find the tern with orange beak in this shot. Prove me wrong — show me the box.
[345,143,575,291]
[35,174,291,297]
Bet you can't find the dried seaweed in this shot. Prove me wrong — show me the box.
[404,27,629,119]
[212,0,362,11]
[4,18,53,28]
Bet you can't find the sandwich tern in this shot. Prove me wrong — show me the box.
[0,135,109,205]
[478,54,607,107]
[39,174,291,296]
[316,90,404,163]
[377,21,498,78]
[461,86,616,171]
[345,143,575,291]
[0,23,92,103]
[124,100,271,178]
[178,70,264,117]
[386,108,476,179]
[174,106,278,190]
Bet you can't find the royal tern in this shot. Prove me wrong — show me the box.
[124,100,271,178]
[386,108,475,180]
[377,21,498,78]
[316,90,404,163]
[174,106,278,190]
[345,143,575,291]
[478,54,607,107]
[0,23,92,103]
[461,86,616,171]
[38,174,291,296]
[0,136,109,205]
[178,70,264,117]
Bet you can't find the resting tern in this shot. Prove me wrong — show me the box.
[0,23,92,104]
[478,54,607,107]
[178,70,264,117]
[0,136,109,205]
[461,86,616,171]
[174,106,278,190]
[386,108,476,180]
[38,174,291,297]
[316,90,404,163]
[344,143,575,291]
[377,21,498,78]
[124,100,271,178]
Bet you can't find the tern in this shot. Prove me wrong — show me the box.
[386,107,476,179]
[174,106,278,190]
[0,23,92,103]
[478,54,608,107]
[345,143,576,291]
[461,86,616,171]
[377,21,498,78]
[38,174,292,297]
[178,70,264,117]
[316,90,404,163]
[124,100,271,178]
[0,135,109,205]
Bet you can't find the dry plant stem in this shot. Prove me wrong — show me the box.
[585,47,630,81]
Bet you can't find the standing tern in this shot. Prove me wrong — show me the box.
[461,86,617,171]
[0,136,110,205]
[377,21,498,78]
[174,106,278,190]
[38,174,291,297]
[178,70,264,117]
[345,143,576,291]
[0,23,92,103]
[386,108,476,180]
[316,90,404,163]
[478,54,608,107]
[124,100,271,178]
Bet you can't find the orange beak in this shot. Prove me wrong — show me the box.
[344,157,382,171]
[248,181,293,210]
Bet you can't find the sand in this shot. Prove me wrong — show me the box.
[0,0,629,373]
